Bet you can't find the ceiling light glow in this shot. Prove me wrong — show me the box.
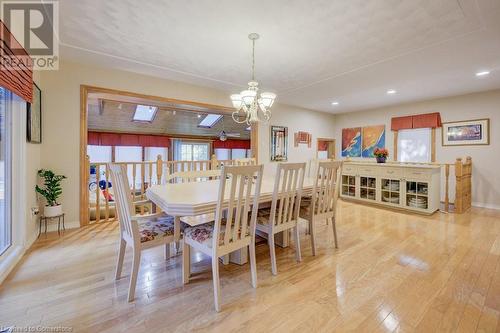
[387,89,397,95]
[476,71,490,77]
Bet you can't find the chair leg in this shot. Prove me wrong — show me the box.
[332,217,339,249]
[115,238,126,280]
[128,248,141,302]
[211,256,221,312]
[310,217,317,256]
[326,217,330,225]
[182,241,190,284]
[268,233,278,275]
[165,243,171,260]
[294,225,302,262]
[249,244,258,288]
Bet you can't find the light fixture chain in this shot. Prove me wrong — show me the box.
[252,38,255,81]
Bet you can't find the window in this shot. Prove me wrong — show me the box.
[198,114,223,128]
[133,105,158,122]
[214,148,230,160]
[231,149,247,159]
[397,128,432,163]
[0,87,12,255]
[87,145,112,163]
[174,141,209,161]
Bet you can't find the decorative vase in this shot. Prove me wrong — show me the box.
[45,204,63,217]
[376,156,387,163]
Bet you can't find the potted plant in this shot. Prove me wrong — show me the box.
[35,169,67,217]
[374,148,389,163]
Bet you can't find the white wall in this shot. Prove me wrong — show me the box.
[332,90,500,209]
[39,60,335,224]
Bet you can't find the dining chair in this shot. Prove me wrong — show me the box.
[108,164,181,302]
[300,161,342,254]
[182,164,264,312]
[256,162,306,275]
[234,157,257,166]
[166,169,221,183]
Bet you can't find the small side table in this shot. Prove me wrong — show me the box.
[38,213,66,237]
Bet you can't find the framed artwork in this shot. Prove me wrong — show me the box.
[341,127,361,157]
[294,131,312,147]
[270,125,288,161]
[362,125,386,157]
[27,83,42,143]
[442,119,489,146]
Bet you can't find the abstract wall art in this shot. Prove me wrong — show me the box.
[341,127,361,157]
[362,125,385,157]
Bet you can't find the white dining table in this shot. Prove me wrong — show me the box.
[146,176,316,264]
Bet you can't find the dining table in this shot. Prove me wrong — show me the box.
[146,176,316,265]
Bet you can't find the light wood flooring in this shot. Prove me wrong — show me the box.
[1,201,499,332]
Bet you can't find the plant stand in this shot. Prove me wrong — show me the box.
[38,213,65,237]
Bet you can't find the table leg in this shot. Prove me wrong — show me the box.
[62,214,65,231]
[38,217,42,238]
[174,216,181,255]
[58,216,61,235]
[229,248,248,265]
[44,218,47,234]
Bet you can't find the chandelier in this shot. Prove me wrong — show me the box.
[231,33,276,125]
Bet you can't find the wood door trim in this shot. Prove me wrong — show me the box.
[80,85,259,227]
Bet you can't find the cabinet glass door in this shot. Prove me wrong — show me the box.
[406,181,429,209]
[381,179,400,205]
[342,175,356,197]
[360,176,376,200]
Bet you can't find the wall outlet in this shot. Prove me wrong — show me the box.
[31,207,40,216]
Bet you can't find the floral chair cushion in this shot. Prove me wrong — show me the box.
[184,220,249,248]
[138,214,175,243]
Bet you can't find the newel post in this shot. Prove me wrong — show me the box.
[211,154,218,170]
[156,154,163,184]
[455,158,463,213]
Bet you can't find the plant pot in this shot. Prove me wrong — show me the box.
[376,156,387,163]
[45,205,63,217]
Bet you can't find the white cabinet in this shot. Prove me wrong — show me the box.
[340,162,441,214]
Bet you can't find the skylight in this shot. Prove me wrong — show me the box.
[133,105,158,122]
[198,114,223,128]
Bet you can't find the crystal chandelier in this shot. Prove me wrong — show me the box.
[231,33,276,125]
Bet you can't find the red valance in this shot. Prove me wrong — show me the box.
[213,139,250,149]
[88,131,171,148]
[391,112,441,131]
[0,20,33,102]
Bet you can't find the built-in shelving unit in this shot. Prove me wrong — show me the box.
[340,162,441,214]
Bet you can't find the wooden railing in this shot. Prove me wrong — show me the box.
[86,155,256,224]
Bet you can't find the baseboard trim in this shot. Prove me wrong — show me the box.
[472,202,500,210]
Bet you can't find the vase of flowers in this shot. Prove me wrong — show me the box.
[374,148,389,163]
[35,169,67,217]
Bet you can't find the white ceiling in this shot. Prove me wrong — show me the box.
[59,0,500,113]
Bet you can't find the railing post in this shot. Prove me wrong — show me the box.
[211,154,218,170]
[156,154,163,184]
[455,158,463,213]
[445,164,450,213]
[83,154,90,226]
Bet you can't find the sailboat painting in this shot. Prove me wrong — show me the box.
[341,127,362,157]
[362,125,385,157]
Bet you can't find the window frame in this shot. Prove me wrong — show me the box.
[395,128,436,163]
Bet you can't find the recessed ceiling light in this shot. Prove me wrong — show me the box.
[387,89,397,95]
[331,101,339,106]
[197,114,202,118]
[476,70,490,77]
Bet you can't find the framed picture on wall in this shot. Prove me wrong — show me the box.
[27,83,42,143]
[270,125,288,161]
[442,118,489,146]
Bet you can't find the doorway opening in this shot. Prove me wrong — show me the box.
[317,138,335,159]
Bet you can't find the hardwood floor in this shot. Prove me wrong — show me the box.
[1,201,499,332]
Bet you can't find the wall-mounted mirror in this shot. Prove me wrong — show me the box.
[270,125,288,161]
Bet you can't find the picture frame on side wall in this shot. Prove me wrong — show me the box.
[27,83,42,143]
[442,118,490,146]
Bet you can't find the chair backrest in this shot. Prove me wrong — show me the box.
[307,158,332,178]
[269,163,306,228]
[234,158,256,166]
[310,161,342,217]
[166,169,221,184]
[213,164,264,249]
[108,163,138,242]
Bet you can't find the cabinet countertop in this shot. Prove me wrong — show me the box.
[343,162,441,169]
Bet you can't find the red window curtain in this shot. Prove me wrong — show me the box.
[0,20,33,102]
[391,112,441,131]
[88,131,170,148]
[213,139,250,149]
